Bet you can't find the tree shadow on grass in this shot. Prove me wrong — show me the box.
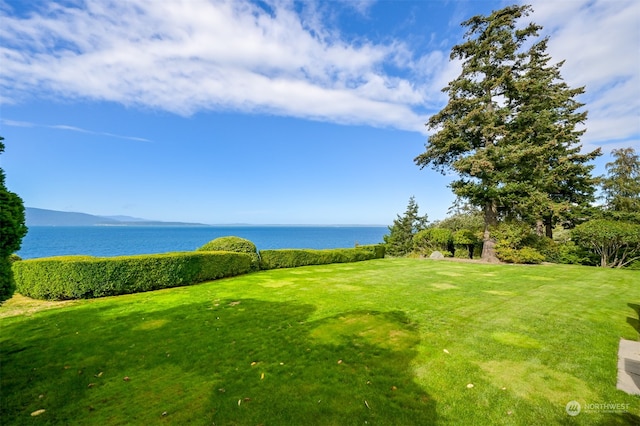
[0,299,435,425]
[595,412,640,426]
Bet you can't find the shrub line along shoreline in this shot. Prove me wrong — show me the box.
[12,237,385,301]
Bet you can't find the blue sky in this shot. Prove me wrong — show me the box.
[1,0,638,225]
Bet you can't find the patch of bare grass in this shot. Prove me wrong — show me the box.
[0,294,78,319]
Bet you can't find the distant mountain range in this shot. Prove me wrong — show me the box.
[25,207,209,227]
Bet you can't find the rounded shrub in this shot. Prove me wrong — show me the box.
[496,247,545,264]
[197,236,260,270]
[198,236,257,253]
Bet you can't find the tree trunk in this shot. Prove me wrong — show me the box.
[481,200,499,262]
[535,219,544,237]
[544,215,553,239]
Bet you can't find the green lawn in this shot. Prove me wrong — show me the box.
[1,259,639,425]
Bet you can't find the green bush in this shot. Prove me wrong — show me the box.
[553,241,595,265]
[531,237,558,263]
[517,247,546,264]
[358,244,386,259]
[572,219,640,268]
[198,236,256,253]
[453,247,472,259]
[496,247,545,264]
[259,245,384,270]
[493,222,552,264]
[413,228,453,255]
[197,236,260,271]
[492,222,533,250]
[453,229,479,259]
[13,251,252,300]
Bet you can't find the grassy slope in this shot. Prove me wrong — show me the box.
[1,259,639,425]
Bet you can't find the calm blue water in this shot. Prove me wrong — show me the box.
[17,226,388,259]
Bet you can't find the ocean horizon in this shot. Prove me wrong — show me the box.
[17,225,389,259]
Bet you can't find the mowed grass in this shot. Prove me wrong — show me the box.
[1,259,639,425]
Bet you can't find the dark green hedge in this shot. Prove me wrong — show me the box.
[259,245,385,270]
[13,251,252,300]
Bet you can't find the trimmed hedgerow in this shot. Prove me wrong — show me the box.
[259,245,385,270]
[197,236,260,271]
[13,251,252,300]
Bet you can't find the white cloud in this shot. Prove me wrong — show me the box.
[0,0,637,148]
[0,0,433,133]
[527,0,640,150]
[0,118,151,142]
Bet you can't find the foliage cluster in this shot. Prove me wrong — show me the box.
[492,222,545,264]
[385,200,483,259]
[197,236,260,271]
[259,245,385,270]
[452,229,481,259]
[600,147,640,217]
[13,251,253,300]
[495,246,545,264]
[413,228,454,257]
[0,136,28,302]
[383,196,428,256]
[572,219,640,268]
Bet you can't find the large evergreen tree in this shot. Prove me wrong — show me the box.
[415,4,598,261]
[509,37,600,236]
[0,136,28,302]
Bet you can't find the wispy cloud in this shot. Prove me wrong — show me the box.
[0,0,438,133]
[0,0,637,147]
[528,0,640,150]
[0,119,35,128]
[1,119,151,142]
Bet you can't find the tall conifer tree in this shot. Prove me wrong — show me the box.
[509,37,600,236]
[415,4,599,260]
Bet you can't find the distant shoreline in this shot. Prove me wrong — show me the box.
[25,207,386,228]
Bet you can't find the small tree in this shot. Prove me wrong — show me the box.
[572,219,640,268]
[600,147,640,222]
[0,136,28,302]
[383,196,428,256]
